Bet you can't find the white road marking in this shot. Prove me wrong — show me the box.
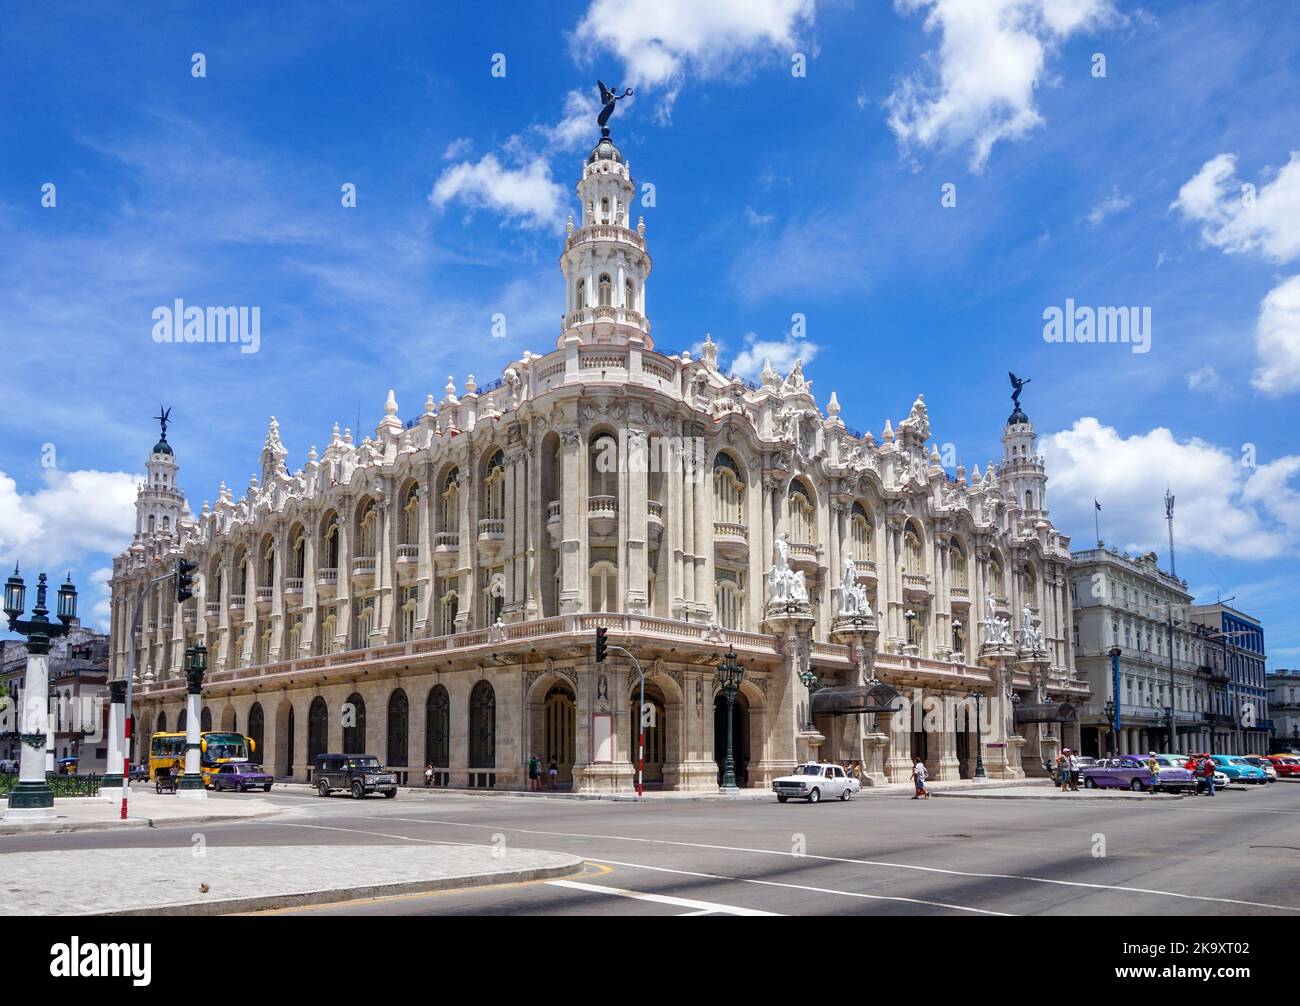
[586,857,1009,915]
[367,815,1300,913]
[547,879,778,916]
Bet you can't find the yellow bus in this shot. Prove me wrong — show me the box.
[149,731,257,786]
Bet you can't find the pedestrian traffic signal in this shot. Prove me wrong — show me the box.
[176,558,198,603]
[595,626,608,663]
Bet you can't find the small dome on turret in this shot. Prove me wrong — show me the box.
[587,130,623,164]
[152,435,173,456]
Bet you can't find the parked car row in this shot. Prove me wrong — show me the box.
[1081,755,1196,792]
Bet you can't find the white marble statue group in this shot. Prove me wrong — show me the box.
[767,533,809,605]
[983,595,1013,647]
[836,554,872,618]
[1018,603,1045,653]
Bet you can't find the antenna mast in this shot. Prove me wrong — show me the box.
[1164,488,1176,578]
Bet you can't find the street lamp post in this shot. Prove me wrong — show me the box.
[716,648,744,793]
[799,667,818,732]
[177,643,208,798]
[1103,698,1117,757]
[969,691,986,779]
[3,567,78,821]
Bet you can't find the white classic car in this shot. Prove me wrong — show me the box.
[773,763,860,803]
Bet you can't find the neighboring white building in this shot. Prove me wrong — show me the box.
[1265,670,1299,752]
[1070,547,1220,757]
[110,124,1085,791]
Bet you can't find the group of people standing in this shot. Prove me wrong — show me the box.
[526,754,560,791]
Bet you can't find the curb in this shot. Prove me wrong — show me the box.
[0,807,284,838]
[931,790,1184,801]
[93,857,585,916]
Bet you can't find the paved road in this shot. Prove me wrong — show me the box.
[5,783,1299,916]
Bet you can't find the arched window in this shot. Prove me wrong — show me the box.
[713,453,745,525]
[248,703,265,759]
[355,598,376,648]
[483,572,505,625]
[949,539,967,588]
[439,588,458,636]
[403,484,420,544]
[600,196,609,221]
[260,537,275,587]
[1025,490,1034,511]
[260,621,273,664]
[426,686,450,767]
[148,515,155,534]
[990,553,1005,599]
[598,273,612,307]
[357,499,377,557]
[178,709,187,731]
[156,711,168,733]
[342,692,366,754]
[440,469,459,532]
[714,570,745,631]
[387,689,409,767]
[321,515,339,569]
[590,435,618,497]
[903,523,924,574]
[787,480,815,544]
[200,707,212,732]
[307,697,328,762]
[483,451,506,521]
[320,608,337,655]
[469,681,496,769]
[850,503,872,561]
[625,279,635,310]
[290,527,305,578]
[287,615,303,658]
[590,560,619,613]
[400,586,419,641]
[575,278,585,310]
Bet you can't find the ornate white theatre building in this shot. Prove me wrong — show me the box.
[110,127,1087,791]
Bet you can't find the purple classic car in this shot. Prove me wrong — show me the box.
[1081,755,1194,793]
[211,762,274,792]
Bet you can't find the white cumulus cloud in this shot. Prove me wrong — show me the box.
[729,332,820,381]
[572,0,816,118]
[1171,151,1300,262]
[887,0,1114,172]
[1041,418,1300,562]
[429,154,568,230]
[1252,274,1300,396]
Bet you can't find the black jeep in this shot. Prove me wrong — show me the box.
[313,753,398,799]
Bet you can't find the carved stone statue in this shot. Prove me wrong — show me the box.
[597,80,633,130]
[983,595,1011,646]
[836,553,872,617]
[1019,604,1044,652]
[767,533,809,605]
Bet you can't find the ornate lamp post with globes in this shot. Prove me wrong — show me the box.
[716,648,744,794]
[3,566,78,821]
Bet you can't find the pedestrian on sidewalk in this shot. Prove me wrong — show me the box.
[1201,756,1216,796]
[1066,749,1080,791]
[911,755,929,799]
[424,763,434,788]
[528,753,540,791]
[548,757,558,790]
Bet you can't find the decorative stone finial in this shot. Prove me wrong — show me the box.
[827,391,841,417]
[385,389,398,416]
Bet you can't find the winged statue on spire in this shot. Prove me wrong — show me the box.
[597,80,633,130]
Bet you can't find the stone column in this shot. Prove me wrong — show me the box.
[559,430,584,613]
[624,430,648,613]
[301,523,317,656]
[5,648,55,821]
[415,482,433,634]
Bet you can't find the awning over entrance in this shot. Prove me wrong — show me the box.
[1015,702,1078,725]
[810,682,902,717]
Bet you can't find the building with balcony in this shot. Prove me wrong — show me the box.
[1266,669,1300,752]
[109,122,1083,792]
[1069,547,1218,757]
[1190,603,1269,755]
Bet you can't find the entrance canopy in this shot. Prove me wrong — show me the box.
[810,682,902,717]
[1014,702,1078,725]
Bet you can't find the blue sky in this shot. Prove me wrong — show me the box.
[1,0,1297,666]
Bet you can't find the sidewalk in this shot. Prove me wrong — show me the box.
[0,843,585,915]
[0,790,282,837]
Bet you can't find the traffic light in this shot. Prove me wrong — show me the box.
[176,558,198,603]
[595,626,608,663]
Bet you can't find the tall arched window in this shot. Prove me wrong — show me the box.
[357,499,377,557]
[403,484,420,543]
[590,435,618,497]
[156,711,168,733]
[483,451,506,521]
[850,503,872,561]
[787,480,815,544]
[290,527,305,578]
[425,686,450,767]
[342,692,366,754]
[598,273,612,307]
[949,539,967,588]
[321,515,339,569]
[440,469,459,532]
[469,680,496,768]
[248,703,265,760]
[320,608,337,655]
[625,278,635,310]
[439,588,458,636]
[200,707,212,732]
[903,523,924,574]
[575,278,585,310]
[990,552,1005,599]
[307,697,328,762]
[387,689,409,767]
[355,598,376,648]
[713,453,745,525]
[714,570,745,631]
[590,560,619,613]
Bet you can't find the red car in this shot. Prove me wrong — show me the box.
[1268,754,1300,778]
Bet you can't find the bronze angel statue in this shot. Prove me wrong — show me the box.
[597,80,633,129]
[1008,372,1031,407]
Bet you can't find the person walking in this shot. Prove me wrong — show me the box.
[424,763,434,788]
[911,755,929,799]
[548,756,559,790]
[527,753,540,792]
[1201,755,1216,796]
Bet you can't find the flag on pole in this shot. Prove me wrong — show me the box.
[1094,499,1102,511]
